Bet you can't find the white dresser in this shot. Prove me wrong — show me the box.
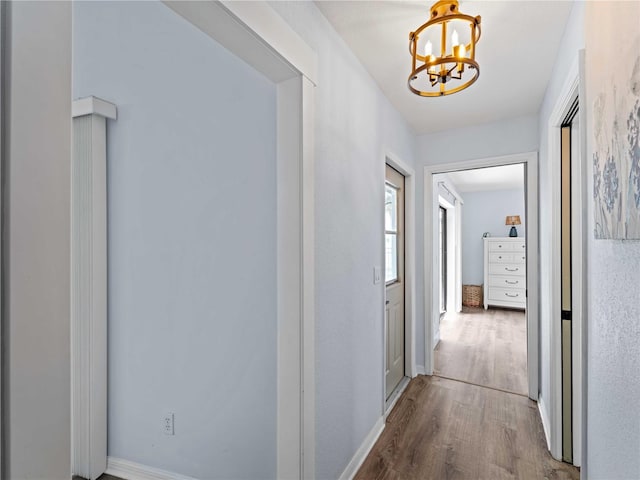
[483,237,526,310]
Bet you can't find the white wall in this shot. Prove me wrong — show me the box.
[584,2,640,478]
[415,115,538,364]
[267,3,417,478]
[73,2,277,477]
[4,3,72,479]
[460,188,525,285]
[536,1,585,439]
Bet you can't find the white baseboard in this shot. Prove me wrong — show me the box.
[538,396,551,451]
[385,377,410,419]
[415,365,426,375]
[337,417,385,480]
[433,329,440,349]
[106,457,198,480]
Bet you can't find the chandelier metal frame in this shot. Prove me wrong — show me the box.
[408,0,481,97]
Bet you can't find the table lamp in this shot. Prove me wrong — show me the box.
[506,215,521,237]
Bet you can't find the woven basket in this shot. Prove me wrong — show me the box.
[462,285,483,307]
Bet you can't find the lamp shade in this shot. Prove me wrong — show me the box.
[505,215,521,226]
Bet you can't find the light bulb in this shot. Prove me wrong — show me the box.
[424,40,433,58]
[454,44,466,59]
[452,29,459,47]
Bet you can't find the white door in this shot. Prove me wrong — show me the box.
[385,165,405,399]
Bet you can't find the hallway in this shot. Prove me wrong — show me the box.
[355,307,578,479]
[355,375,578,479]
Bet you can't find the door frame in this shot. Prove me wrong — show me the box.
[71,2,318,479]
[423,151,539,401]
[546,52,586,468]
[382,152,416,414]
[0,1,5,473]
[437,192,459,316]
[438,205,447,315]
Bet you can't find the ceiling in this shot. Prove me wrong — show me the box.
[315,1,574,134]
[444,164,524,192]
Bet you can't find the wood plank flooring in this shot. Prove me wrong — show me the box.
[435,306,528,395]
[355,375,579,480]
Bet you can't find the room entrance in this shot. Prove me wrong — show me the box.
[424,152,540,402]
[432,164,528,396]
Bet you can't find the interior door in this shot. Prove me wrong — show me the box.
[385,165,405,399]
[439,206,447,315]
[561,99,578,463]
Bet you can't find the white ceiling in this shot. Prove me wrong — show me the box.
[445,164,524,192]
[315,1,574,134]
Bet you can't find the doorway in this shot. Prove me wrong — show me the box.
[385,165,405,400]
[432,165,528,396]
[439,206,447,315]
[424,152,540,401]
[547,58,585,466]
[561,97,580,464]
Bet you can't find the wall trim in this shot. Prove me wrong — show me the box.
[0,1,6,475]
[415,365,426,376]
[164,1,317,86]
[538,396,552,451]
[106,457,198,480]
[71,98,117,480]
[384,376,410,418]
[72,96,117,120]
[433,329,440,349]
[337,417,385,480]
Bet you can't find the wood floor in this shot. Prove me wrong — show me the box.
[355,375,579,480]
[435,306,528,395]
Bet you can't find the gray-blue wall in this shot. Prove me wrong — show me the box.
[73,2,277,477]
[461,188,526,285]
[268,3,417,478]
[584,2,640,478]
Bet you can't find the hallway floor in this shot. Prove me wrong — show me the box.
[355,306,578,479]
[355,375,579,479]
[435,306,528,395]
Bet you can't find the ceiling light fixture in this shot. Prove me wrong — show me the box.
[408,0,481,97]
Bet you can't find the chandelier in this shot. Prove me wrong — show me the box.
[408,0,481,97]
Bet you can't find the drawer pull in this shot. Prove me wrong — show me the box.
[505,293,519,298]
[498,256,502,259]
[505,280,519,285]
[505,267,519,272]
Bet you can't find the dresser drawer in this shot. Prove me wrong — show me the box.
[488,275,525,288]
[488,241,516,252]
[488,263,525,276]
[513,241,526,253]
[488,287,526,303]
[489,252,525,263]
[512,252,526,263]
